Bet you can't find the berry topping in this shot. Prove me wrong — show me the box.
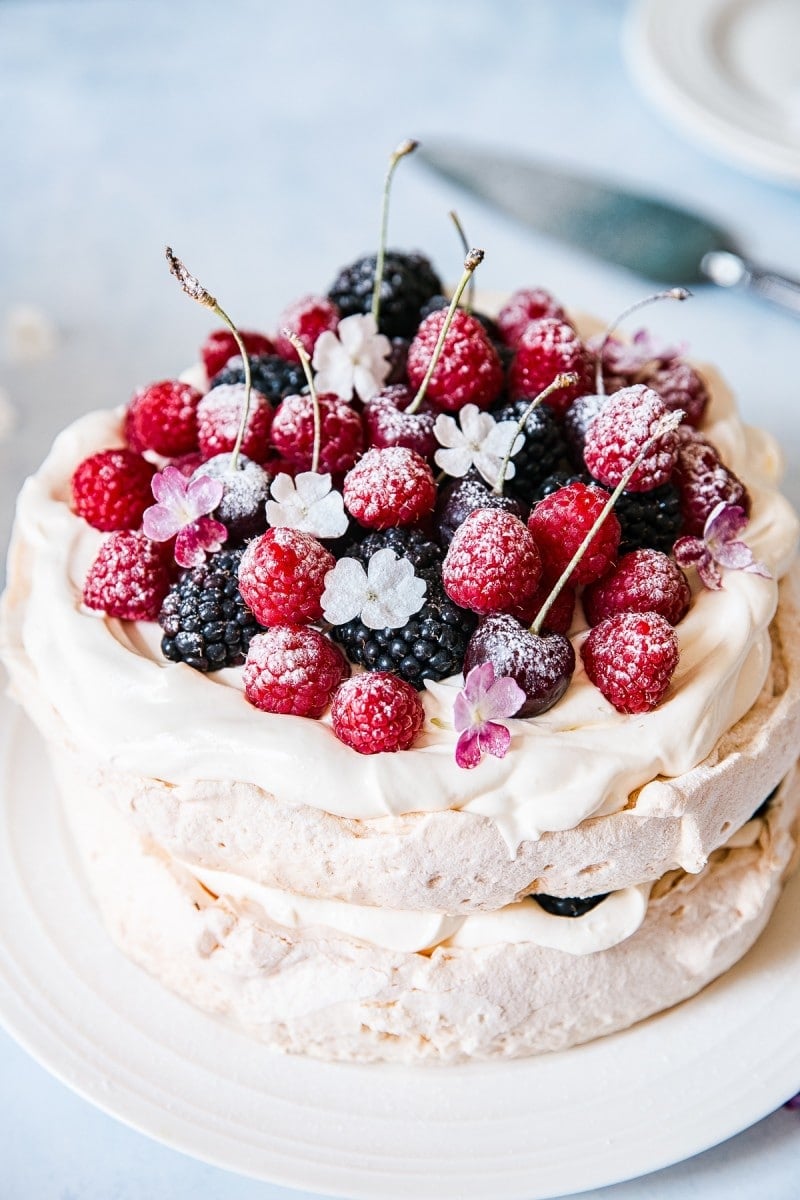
[197,384,273,464]
[83,531,171,621]
[271,393,364,475]
[191,454,270,543]
[583,549,691,627]
[210,354,306,404]
[464,614,576,717]
[406,309,504,412]
[436,474,524,547]
[528,482,620,586]
[490,399,570,501]
[646,361,709,427]
[583,385,679,493]
[126,380,202,457]
[508,319,594,416]
[71,448,157,532]
[581,611,679,714]
[613,481,684,555]
[328,250,443,339]
[243,625,348,717]
[674,502,769,591]
[673,431,750,537]
[331,671,425,753]
[506,575,576,634]
[201,329,275,380]
[363,384,438,458]
[442,509,542,615]
[159,546,262,672]
[343,446,437,529]
[345,526,443,574]
[563,393,608,463]
[238,528,335,626]
[496,288,568,347]
[274,295,340,362]
[532,893,609,918]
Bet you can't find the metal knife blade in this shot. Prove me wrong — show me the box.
[417,141,735,284]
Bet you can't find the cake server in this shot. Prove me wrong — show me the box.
[417,142,800,317]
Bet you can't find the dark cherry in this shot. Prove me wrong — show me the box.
[191,453,270,543]
[363,384,437,457]
[437,473,524,547]
[531,893,609,918]
[463,613,575,717]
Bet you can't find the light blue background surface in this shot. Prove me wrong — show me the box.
[1,1,798,1197]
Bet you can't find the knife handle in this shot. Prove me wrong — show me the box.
[701,251,800,318]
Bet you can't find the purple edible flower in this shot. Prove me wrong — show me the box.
[674,502,771,591]
[143,465,227,568]
[453,663,525,770]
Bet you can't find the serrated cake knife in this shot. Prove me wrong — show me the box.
[417,142,800,317]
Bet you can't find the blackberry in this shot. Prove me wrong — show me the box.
[345,526,443,573]
[330,576,477,688]
[613,482,684,556]
[531,893,609,918]
[210,354,306,404]
[328,250,442,339]
[563,392,607,464]
[159,547,263,672]
[437,473,524,547]
[490,400,570,503]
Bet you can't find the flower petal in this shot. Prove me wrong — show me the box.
[434,445,474,478]
[269,473,297,503]
[462,662,495,706]
[483,675,526,720]
[477,721,512,761]
[143,503,183,542]
[321,557,369,625]
[295,471,334,504]
[453,689,474,733]
[185,473,224,518]
[704,501,748,546]
[696,556,724,590]
[455,728,484,770]
[673,536,708,570]
[433,413,463,449]
[151,465,189,507]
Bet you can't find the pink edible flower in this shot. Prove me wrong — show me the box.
[592,329,687,377]
[453,663,525,770]
[142,465,227,568]
[674,502,770,591]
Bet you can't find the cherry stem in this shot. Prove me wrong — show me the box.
[491,372,578,497]
[283,329,321,474]
[448,210,474,314]
[371,139,418,329]
[165,247,252,473]
[530,410,684,637]
[406,249,484,416]
[594,288,691,396]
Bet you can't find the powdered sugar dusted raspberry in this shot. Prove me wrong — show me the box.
[271,393,364,474]
[581,611,679,714]
[83,530,171,621]
[363,385,438,457]
[673,431,750,536]
[496,288,568,347]
[331,671,425,754]
[274,295,340,362]
[243,625,348,717]
[508,318,594,416]
[583,549,691,627]
[127,380,203,457]
[238,528,335,625]
[197,384,273,464]
[72,448,157,532]
[528,482,620,586]
[583,385,679,493]
[343,446,437,529]
[200,329,275,380]
[442,509,542,615]
[406,309,504,412]
[646,361,709,427]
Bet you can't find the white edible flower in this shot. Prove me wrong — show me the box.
[312,313,391,401]
[266,471,348,539]
[433,404,524,487]
[321,548,427,630]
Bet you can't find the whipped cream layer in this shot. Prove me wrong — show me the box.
[3,365,798,849]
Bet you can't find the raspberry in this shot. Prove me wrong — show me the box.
[244,625,348,717]
[72,448,157,532]
[363,384,437,458]
[406,309,504,412]
[442,509,542,615]
[508,318,594,416]
[271,393,364,474]
[583,549,691,627]
[673,431,749,536]
[581,610,679,714]
[200,329,275,380]
[343,447,437,529]
[506,575,576,634]
[331,672,425,754]
[496,288,568,347]
[127,380,203,457]
[169,451,206,478]
[646,361,709,427]
[583,385,678,493]
[83,531,171,621]
[528,482,620,585]
[238,529,335,626]
[274,295,340,361]
[197,384,273,464]
[418,295,501,342]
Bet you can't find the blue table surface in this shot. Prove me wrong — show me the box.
[1,1,798,1197]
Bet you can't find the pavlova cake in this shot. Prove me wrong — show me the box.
[2,146,799,1063]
